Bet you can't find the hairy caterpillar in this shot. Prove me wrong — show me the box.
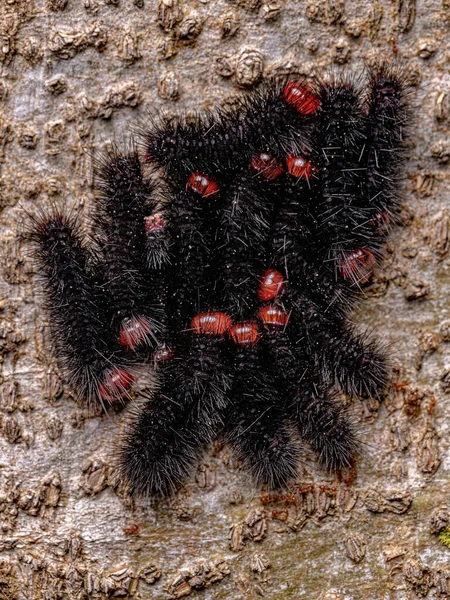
[30,63,410,494]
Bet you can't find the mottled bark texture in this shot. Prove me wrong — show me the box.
[0,1,450,599]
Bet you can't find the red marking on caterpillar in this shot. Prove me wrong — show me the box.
[339,248,376,283]
[118,316,153,350]
[258,305,290,327]
[229,322,261,346]
[258,269,286,301]
[153,344,174,363]
[191,312,232,336]
[286,154,316,179]
[186,172,219,197]
[249,153,284,180]
[98,368,134,402]
[32,66,408,495]
[145,213,165,232]
[283,81,320,115]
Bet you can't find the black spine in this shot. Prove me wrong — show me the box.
[165,188,216,330]
[119,181,231,494]
[262,327,358,469]
[30,67,410,493]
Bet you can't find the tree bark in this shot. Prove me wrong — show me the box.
[0,0,449,598]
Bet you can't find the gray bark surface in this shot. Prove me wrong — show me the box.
[0,0,449,598]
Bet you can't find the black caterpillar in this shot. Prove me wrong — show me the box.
[30,64,410,495]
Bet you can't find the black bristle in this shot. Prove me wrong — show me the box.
[165,187,219,330]
[320,327,389,398]
[261,318,359,470]
[312,77,380,264]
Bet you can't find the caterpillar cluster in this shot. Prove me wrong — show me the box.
[30,63,410,495]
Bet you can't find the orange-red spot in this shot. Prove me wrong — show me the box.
[153,344,174,363]
[286,154,316,179]
[249,153,284,180]
[145,213,165,233]
[118,316,153,350]
[122,523,140,535]
[98,368,134,402]
[283,81,320,115]
[187,172,219,197]
[271,509,289,521]
[229,322,261,346]
[339,248,376,283]
[260,492,279,505]
[258,269,286,301]
[280,493,300,506]
[258,305,290,327]
[191,312,232,336]
[427,396,437,415]
[404,389,421,418]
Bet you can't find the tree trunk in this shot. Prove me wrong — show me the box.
[0,0,449,598]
